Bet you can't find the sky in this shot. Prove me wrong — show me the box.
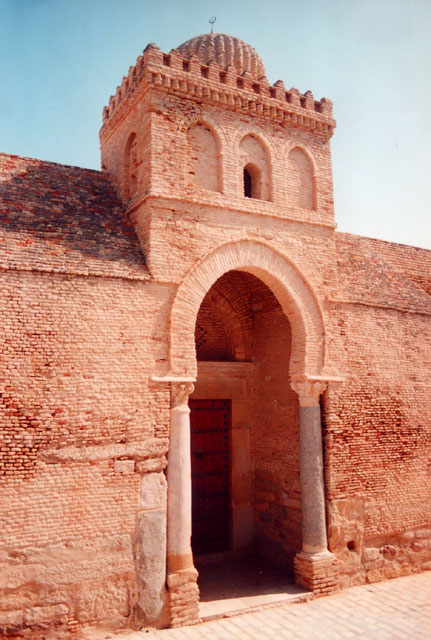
[0,0,430,249]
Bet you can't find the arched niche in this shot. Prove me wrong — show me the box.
[287,147,316,210]
[187,122,220,192]
[123,131,138,200]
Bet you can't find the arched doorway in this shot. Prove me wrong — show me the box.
[164,240,339,625]
[190,270,301,570]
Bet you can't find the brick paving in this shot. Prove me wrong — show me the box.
[93,571,431,639]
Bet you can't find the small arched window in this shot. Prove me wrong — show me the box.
[239,135,270,201]
[244,167,252,197]
[243,163,261,199]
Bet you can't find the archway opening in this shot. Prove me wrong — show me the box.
[239,134,270,201]
[190,270,301,605]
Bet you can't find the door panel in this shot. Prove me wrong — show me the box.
[190,399,231,554]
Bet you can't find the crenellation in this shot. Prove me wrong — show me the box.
[206,59,219,82]
[128,64,135,85]
[303,90,315,110]
[101,44,335,138]
[143,42,162,66]
[320,97,333,117]
[188,55,202,77]
[135,53,144,78]
[287,87,301,107]
[121,75,129,96]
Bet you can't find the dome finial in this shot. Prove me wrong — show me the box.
[209,16,216,33]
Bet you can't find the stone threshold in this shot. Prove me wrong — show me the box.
[199,589,312,622]
[195,550,312,622]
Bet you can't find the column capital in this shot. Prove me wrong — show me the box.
[170,382,194,408]
[290,377,327,407]
[291,374,344,407]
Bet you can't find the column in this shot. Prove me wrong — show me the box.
[167,381,195,572]
[291,377,339,594]
[166,381,200,627]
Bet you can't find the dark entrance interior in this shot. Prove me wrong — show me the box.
[190,399,231,554]
[190,270,303,616]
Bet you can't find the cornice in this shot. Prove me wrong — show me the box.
[100,43,336,140]
[127,193,337,232]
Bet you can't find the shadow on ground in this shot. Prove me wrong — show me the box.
[195,553,309,619]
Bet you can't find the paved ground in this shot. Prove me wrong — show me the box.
[92,571,431,640]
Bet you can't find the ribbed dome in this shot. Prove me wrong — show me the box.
[176,33,266,80]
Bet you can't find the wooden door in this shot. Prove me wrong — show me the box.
[190,399,231,555]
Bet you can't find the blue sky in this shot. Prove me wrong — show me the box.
[1,0,430,248]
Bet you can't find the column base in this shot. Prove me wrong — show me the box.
[167,568,200,627]
[294,550,339,596]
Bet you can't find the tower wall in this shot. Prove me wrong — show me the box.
[100,42,336,232]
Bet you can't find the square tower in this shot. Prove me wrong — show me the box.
[100,33,337,276]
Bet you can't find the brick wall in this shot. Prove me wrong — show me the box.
[0,269,172,633]
[325,262,431,587]
[251,300,301,570]
[339,233,431,295]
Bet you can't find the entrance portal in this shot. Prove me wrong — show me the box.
[192,270,301,569]
[190,399,231,554]
[165,243,336,625]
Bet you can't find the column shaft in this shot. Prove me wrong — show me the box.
[299,404,328,554]
[166,381,200,627]
[167,389,194,572]
[292,377,339,593]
